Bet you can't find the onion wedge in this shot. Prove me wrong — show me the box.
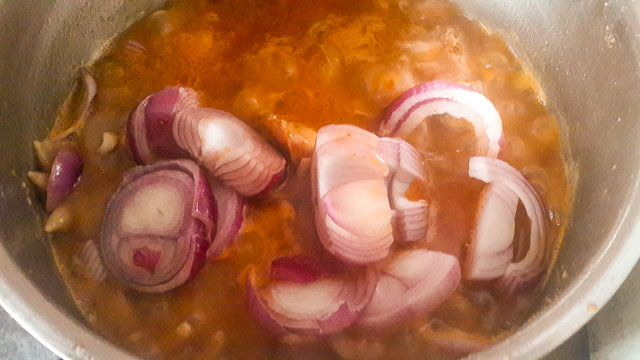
[100,159,216,293]
[207,180,244,259]
[468,156,547,295]
[359,249,461,329]
[125,86,200,164]
[464,183,518,281]
[312,125,393,265]
[379,81,503,158]
[246,265,378,337]
[173,108,286,196]
[377,137,428,243]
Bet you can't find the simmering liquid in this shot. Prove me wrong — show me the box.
[47,0,571,359]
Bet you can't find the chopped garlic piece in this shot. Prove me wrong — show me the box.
[44,206,73,232]
[176,321,193,338]
[97,132,119,154]
[27,171,49,190]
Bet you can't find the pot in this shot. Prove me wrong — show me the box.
[1,1,639,359]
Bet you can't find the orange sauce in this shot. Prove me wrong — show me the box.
[47,0,571,358]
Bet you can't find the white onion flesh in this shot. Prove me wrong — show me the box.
[377,137,429,243]
[468,156,547,295]
[358,249,461,329]
[465,183,518,281]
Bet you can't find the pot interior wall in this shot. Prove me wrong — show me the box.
[0,0,164,332]
[1,1,639,359]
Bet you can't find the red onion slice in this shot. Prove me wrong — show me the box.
[468,156,547,295]
[173,107,286,196]
[246,267,378,337]
[46,147,84,211]
[100,159,216,293]
[464,183,518,281]
[125,86,200,164]
[359,250,461,329]
[379,81,503,158]
[313,125,394,265]
[377,137,429,243]
[315,138,388,196]
[207,181,244,259]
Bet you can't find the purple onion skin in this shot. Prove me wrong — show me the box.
[46,147,84,211]
[245,270,290,337]
[126,87,199,164]
[181,161,217,281]
[186,219,212,281]
[143,88,192,159]
[253,166,287,197]
[270,255,330,284]
[207,182,244,259]
[125,108,145,164]
[192,168,218,240]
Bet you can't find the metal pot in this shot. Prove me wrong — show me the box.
[1,1,639,359]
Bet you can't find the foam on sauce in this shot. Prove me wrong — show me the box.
[48,0,571,358]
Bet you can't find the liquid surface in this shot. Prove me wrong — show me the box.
[47,0,571,359]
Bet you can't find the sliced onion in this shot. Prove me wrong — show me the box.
[464,183,518,281]
[377,137,429,243]
[125,86,200,164]
[315,138,388,196]
[468,156,547,295]
[173,107,286,196]
[270,256,334,284]
[313,125,393,265]
[376,137,425,182]
[46,147,84,211]
[100,159,216,293]
[246,267,378,337]
[207,180,244,259]
[359,249,461,329]
[379,81,503,158]
[73,240,107,282]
